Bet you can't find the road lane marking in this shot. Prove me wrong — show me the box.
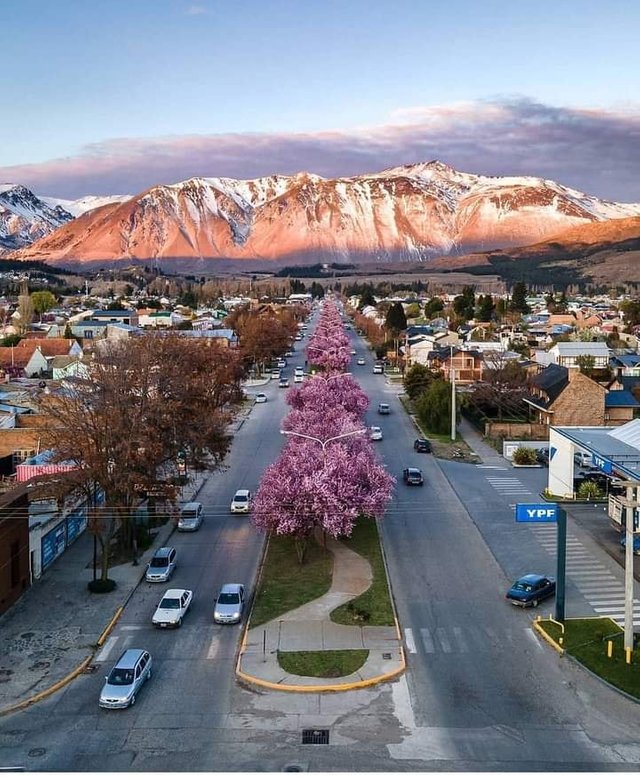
[95,635,118,663]
[120,625,144,631]
[435,628,451,653]
[419,628,435,653]
[404,628,417,654]
[452,626,468,652]
[206,635,220,660]
[524,628,543,650]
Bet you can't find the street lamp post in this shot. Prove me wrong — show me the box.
[450,345,457,442]
[280,428,367,460]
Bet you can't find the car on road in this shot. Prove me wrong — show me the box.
[145,546,177,582]
[506,574,556,607]
[270,369,281,380]
[356,358,366,366]
[414,438,432,453]
[230,489,251,514]
[295,334,303,341]
[152,588,193,628]
[99,649,152,709]
[213,583,246,624]
[285,350,295,357]
[279,377,290,388]
[277,359,287,368]
[378,402,390,415]
[372,364,384,374]
[294,373,303,383]
[403,467,424,486]
[178,501,203,531]
[351,349,357,355]
[370,426,383,441]
[255,392,268,403]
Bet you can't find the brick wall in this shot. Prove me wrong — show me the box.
[0,428,44,459]
[486,422,549,439]
[550,370,606,426]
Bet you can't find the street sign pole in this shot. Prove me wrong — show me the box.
[555,507,567,622]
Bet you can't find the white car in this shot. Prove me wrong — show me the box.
[230,489,251,514]
[255,393,268,403]
[370,426,383,441]
[357,358,366,366]
[294,373,303,383]
[152,588,193,628]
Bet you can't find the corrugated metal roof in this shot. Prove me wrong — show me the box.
[605,390,640,408]
[609,418,640,447]
[554,342,610,356]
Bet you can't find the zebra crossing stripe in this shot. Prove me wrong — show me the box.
[452,626,468,653]
[435,628,452,653]
[404,628,417,654]
[420,628,435,653]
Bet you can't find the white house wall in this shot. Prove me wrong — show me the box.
[548,428,578,498]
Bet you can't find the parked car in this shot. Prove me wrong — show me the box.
[230,489,251,514]
[152,588,193,628]
[277,359,287,368]
[255,392,268,403]
[506,574,556,607]
[378,402,390,415]
[403,467,424,486]
[213,583,246,624]
[370,426,383,441]
[536,448,550,466]
[294,374,303,383]
[99,649,152,709]
[574,450,593,468]
[279,377,290,388]
[372,364,384,374]
[145,547,177,582]
[620,534,640,555]
[177,502,203,532]
[414,438,432,453]
[356,358,366,366]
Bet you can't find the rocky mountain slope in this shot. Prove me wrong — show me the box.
[0,184,74,251]
[10,162,640,268]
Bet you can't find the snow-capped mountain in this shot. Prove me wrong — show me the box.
[0,184,74,251]
[11,162,640,267]
[40,194,131,218]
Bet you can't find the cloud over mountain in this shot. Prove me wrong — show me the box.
[2,98,639,201]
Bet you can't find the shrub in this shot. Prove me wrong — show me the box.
[512,447,538,465]
[577,481,604,500]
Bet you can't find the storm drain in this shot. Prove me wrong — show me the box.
[301,729,330,745]
[382,652,392,660]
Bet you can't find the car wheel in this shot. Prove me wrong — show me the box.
[532,599,539,608]
[177,617,182,627]
[130,694,136,707]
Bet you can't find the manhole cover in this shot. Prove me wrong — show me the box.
[301,729,329,745]
[27,748,46,758]
[382,652,392,660]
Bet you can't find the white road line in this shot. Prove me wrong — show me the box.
[404,628,417,654]
[593,605,640,613]
[119,625,144,631]
[420,628,435,653]
[524,628,543,650]
[435,628,452,653]
[206,635,220,660]
[95,635,118,663]
[452,626,468,653]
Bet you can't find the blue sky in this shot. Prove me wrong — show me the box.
[2,0,639,199]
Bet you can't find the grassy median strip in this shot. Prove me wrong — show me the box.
[278,649,369,678]
[250,534,333,627]
[538,617,640,698]
[330,518,394,627]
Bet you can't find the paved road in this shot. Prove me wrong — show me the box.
[3,316,640,770]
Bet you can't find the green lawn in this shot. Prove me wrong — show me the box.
[278,649,369,678]
[249,534,333,627]
[330,518,395,626]
[540,618,640,697]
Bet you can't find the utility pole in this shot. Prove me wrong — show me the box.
[450,345,456,441]
[623,483,638,652]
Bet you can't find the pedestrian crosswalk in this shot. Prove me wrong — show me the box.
[530,525,640,626]
[403,625,539,655]
[485,474,533,497]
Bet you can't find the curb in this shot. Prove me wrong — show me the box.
[235,658,405,694]
[532,619,565,655]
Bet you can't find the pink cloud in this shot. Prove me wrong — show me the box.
[1,98,639,202]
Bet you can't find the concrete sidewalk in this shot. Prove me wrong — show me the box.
[237,535,404,691]
[458,417,505,466]
[0,471,209,714]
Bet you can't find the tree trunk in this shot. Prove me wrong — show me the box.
[294,536,307,564]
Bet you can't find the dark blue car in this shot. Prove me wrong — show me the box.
[620,534,640,555]
[506,574,556,608]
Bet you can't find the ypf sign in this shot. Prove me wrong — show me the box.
[515,503,558,523]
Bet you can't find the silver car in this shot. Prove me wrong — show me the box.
[213,583,245,624]
[177,502,203,532]
[99,649,152,709]
[145,546,177,582]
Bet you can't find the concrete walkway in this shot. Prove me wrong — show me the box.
[237,535,404,691]
[458,417,505,465]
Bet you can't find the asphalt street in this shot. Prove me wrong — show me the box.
[2,313,640,771]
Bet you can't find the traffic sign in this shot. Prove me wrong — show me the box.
[515,503,558,522]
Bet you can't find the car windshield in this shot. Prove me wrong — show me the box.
[218,593,240,605]
[150,557,169,568]
[181,512,197,519]
[108,668,134,685]
[234,494,248,503]
[159,597,180,609]
[514,582,533,592]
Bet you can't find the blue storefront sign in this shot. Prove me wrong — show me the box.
[41,522,66,570]
[592,453,613,474]
[515,503,558,523]
[66,510,87,545]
